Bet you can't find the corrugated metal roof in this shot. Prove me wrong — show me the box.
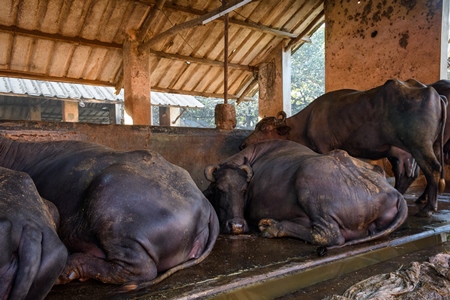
[0,77,204,108]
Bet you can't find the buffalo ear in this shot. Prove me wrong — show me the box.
[240,159,253,182]
[205,165,219,182]
[276,125,291,137]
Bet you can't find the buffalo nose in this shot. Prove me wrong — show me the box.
[239,142,246,150]
[225,219,248,234]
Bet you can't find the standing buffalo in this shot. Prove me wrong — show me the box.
[429,80,450,161]
[204,140,408,247]
[0,137,219,290]
[0,167,67,300]
[240,79,447,217]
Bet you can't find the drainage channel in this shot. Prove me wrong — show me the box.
[208,225,450,300]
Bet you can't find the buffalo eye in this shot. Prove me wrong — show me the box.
[241,186,247,195]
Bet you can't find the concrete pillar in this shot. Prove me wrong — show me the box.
[258,42,292,118]
[215,103,236,130]
[160,106,182,127]
[62,101,78,122]
[325,0,448,91]
[160,107,170,126]
[29,102,41,121]
[108,104,117,124]
[123,36,151,125]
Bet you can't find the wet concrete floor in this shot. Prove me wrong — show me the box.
[46,187,450,300]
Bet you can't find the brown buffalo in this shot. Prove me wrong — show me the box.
[240,79,447,217]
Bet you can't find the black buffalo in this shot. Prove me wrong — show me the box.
[0,167,67,300]
[240,79,447,217]
[429,80,450,162]
[0,137,219,290]
[204,140,408,248]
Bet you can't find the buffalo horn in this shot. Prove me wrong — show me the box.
[205,165,219,182]
[276,111,287,125]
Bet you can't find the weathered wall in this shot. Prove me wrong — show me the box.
[325,0,446,91]
[258,43,292,118]
[0,121,249,190]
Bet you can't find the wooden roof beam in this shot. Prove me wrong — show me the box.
[139,0,252,53]
[0,25,122,49]
[140,1,298,39]
[285,11,325,51]
[0,70,115,87]
[136,0,167,43]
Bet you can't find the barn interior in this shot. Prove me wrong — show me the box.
[1,0,450,299]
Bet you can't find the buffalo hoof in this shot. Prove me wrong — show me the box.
[415,207,433,218]
[316,246,328,257]
[414,197,427,205]
[259,219,281,238]
[56,254,83,284]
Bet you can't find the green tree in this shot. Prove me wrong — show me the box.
[291,24,325,114]
[180,24,325,128]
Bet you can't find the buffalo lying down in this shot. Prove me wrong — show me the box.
[204,140,408,248]
[240,79,446,217]
[0,137,219,290]
[0,167,67,300]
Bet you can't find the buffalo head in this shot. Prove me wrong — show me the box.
[240,111,290,149]
[203,161,253,234]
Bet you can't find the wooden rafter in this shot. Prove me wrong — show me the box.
[285,10,324,51]
[0,25,122,49]
[140,0,298,39]
[139,0,253,53]
[0,70,115,87]
[136,0,167,42]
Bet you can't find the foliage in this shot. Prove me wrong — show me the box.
[291,24,325,114]
[180,98,258,129]
[180,24,325,128]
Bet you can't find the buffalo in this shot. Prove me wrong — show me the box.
[240,79,447,217]
[204,140,408,248]
[0,167,67,300]
[0,137,219,291]
[429,79,450,161]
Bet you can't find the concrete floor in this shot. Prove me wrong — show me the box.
[45,186,450,300]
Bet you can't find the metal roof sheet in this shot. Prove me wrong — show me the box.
[0,77,204,108]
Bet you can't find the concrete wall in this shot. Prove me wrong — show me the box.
[325,0,447,91]
[0,121,250,191]
[258,43,292,118]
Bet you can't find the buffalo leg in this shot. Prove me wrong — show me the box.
[411,150,441,217]
[388,157,419,194]
[27,230,67,300]
[0,219,16,298]
[258,218,345,246]
[57,252,157,285]
[9,224,42,300]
